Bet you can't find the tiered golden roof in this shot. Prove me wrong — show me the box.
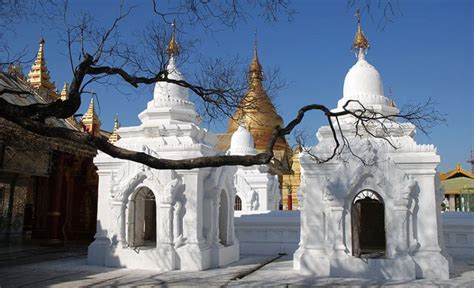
[227,46,286,152]
[440,164,474,180]
[439,164,474,197]
[352,9,370,50]
[81,97,101,136]
[108,114,121,144]
[27,37,56,99]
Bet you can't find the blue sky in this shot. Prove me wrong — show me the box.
[9,0,473,172]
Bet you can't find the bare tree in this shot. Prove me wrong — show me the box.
[0,1,442,171]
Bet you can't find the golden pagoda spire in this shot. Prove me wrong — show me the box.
[60,82,69,101]
[108,114,121,144]
[166,20,180,57]
[27,36,56,100]
[81,96,101,136]
[248,34,264,84]
[226,39,285,153]
[352,9,370,51]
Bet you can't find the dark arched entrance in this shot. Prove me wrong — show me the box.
[128,187,156,247]
[351,190,386,258]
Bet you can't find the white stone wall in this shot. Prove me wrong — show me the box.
[442,212,474,260]
[234,211,474,261]
[234,211,300,255]
[234,168,280,211]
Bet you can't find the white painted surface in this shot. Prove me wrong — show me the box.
[294,48,450,280]
[228,126,281,211]
[228,125,257,156]
[234,211,300,255]
[442,212,474,260]
[234,211,474,263]
[88,55,239,271]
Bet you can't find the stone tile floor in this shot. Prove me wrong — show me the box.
[0,245,473,287]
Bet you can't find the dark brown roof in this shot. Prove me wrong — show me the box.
[0,72,96,157]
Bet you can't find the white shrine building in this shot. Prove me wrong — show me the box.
[87,31,239,271]
[293,18,451,280]
[228,125,281,211]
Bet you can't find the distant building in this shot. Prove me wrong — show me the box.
[228,125,280,211]
[440,164,474,212]
[0,38,113,244]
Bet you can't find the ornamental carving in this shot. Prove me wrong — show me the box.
[110,171,147,202]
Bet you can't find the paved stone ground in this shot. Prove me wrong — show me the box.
[0,246,473,287]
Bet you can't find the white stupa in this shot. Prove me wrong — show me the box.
[229,124,257,156]
[228,125,280,211]
[294,15,450,280]
[88,25,239,271]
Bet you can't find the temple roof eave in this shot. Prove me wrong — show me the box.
[440,164,474,180]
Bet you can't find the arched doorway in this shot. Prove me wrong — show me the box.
[351,190,386,258]
[219,190,229,246]
[128,187,156,247]
[234,195,242,211]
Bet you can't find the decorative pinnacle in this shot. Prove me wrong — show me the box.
[254,29,258,53]
[108,113,121,144]
[113,113,120,129]
[249,38,263,82]
[82,95,101,128]
[352,9,370,50]
[60,82,69,101]
[166,19,180,57]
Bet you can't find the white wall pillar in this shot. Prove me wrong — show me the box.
[414,174,441,252]
[87,167,113,265]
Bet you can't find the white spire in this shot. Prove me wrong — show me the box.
[335,9,399,116]
[138,22,199,126]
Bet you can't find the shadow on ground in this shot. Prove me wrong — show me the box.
[0,247,473,287]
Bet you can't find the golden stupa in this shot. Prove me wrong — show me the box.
[217,44,302,209]
[220,46,290,158]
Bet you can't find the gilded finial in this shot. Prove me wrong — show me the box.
[114,113,120,128]
[39,36,45,45]
[352,9,370,50]
[254,29,258,52]
[249,37,263,82]
[60,82,69,101]
[166,19,180,57]
[108,114,121,144]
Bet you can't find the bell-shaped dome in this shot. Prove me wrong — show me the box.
[229,125,257,156]
[334,11,399,118]
[337,48,396,113]
[153,57,189,104]
[343,56,384,99]
[138,31,199,126]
